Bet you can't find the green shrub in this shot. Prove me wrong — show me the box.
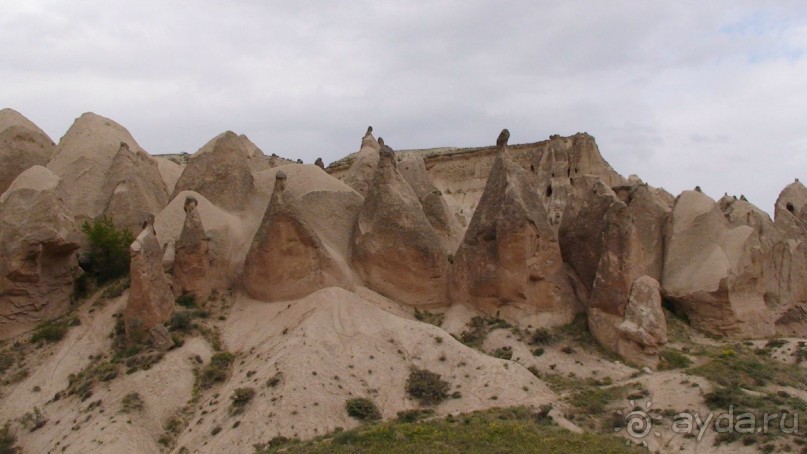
[176,294,197,308]
[396,408,435,423]
[529,328,555,346]
[30,319,71,344]
[121,392,144,413]
[492,346,513,360]
[0,421,20,454]
[405,368,450,406]
[19,407,46,432]
[658,349,692,370]
[82,217,134,284]
[229,387,256,415]
[197,352,235,389]
[346,398,381,421]
[414,309,444,327]
[169,311,195,331]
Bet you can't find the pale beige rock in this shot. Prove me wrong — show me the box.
[243,171,355,301]
[0,166,80,338]
[625,184,670,281]
[662,190,774,338]
[0,109,55,195]
[125,215,174,343]
[172,131,256,211]
[154,156,183,194]
[398,155,462,252]
[774,180,807,237]
[172,196,211,302]
[450,131,579,326]
[48,113,168,227]
[352,143,448,306]
[343,127,381,196]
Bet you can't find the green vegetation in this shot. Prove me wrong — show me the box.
[345,398,381,422]
[455,316,511,350]
[405,368,451,406]
[395,408,434,423]
[0,421,20,454]
[18,407,46,432]
[229,387,256,416]
[30,316,76,344]
[414,309,444,327]
[658,348,692,370]
[254,407,638,453]
[176,293,197,308]
[689,345,806,390]
[121,392,144,413]
[529,328,556,346]
[65,361,119,401]
[566,387,626,415]
[197,352,235,390]
[81,217,134,284]
[491,346,513,360]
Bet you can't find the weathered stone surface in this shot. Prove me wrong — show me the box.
[661,190,774,338]
[0,109,55,195]
[624,184,670,281]
[0,166,80,338]
[149,324,175,351]
[398,155,461,252]
[125,216,174,343]
[352,143,448,306]
[343,127,381,197]
[450,130,579,326]
[172,131,256,212]
[102,142,170,234]
[48,113,168,229]
[243,171,355,301]
[172,197,211,302]
[314,157,325,169]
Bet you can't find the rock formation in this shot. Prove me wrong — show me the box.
[125,215,174,344]
[172,131,256,212]
[0,166,80,338]
[314,157,325,169]
[0,109,55,195]
[243,171,354,301]
[351,142,448,306]
[47,113,169,229]
[343,127,381,196]
[661,190,774,338]
[172,196,211,303]
[398,155,462,252]
[450,130,579,326]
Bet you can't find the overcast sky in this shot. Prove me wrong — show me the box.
[1,1,805,213]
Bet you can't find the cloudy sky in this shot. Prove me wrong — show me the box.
[1,1,805,212]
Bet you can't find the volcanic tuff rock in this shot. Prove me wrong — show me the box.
[398,154,462,252]
[172,196,211,302]
[0,166,80,338]
[0,109,55,195]
[47,113,168,230]
[662,190,775,338]
[172,131,256,211]
[125,215,174,344]
[352,143,448,306]
[243,170,355,301]
[343,126,381,197]
[450,130,579,326]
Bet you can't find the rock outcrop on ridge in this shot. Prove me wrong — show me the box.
[450,130,580,326]
[0,109,55,195]
[172,131,256,212]
[172,196,211,303]
[125,215,174,344]
[47,113,169,231]
[0,166,80,338]
[351,142,449,306]
[343,126,381,197]
[243,170,356,301]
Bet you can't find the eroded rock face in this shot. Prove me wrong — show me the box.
[343,127,381,197]
[0,166,80,338]
[172,131,256,212]
[624,185,670,281]
[243,171,354,301]
[398,155,462,252]
[172,197,210,303]
[0,109,55,195]
[450,130,579,326]
[47,113,168,229]
[661,191,774,338]
[351,143,448,306]
[125,215,174,344]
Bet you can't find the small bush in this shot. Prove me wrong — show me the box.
[197,352,234,389]
[266,372,283,388]
[30,319,71,344]
[492,346,513,360]
[0,421,20,454]
[19,407,46,432]
[0,353,13,375]
[345,398,381,421]
[396,408,434,422]
[658,349,692,370]
[531,348,545,357]
[405,368,450,406]
[229,387,256,415]
[176,294,197,309]
[101,278,130,299]
[529,328,555,346]
[82,217,134,284]
[121,392,144,413]
[169,311,195,332]
[414,309,445,327]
